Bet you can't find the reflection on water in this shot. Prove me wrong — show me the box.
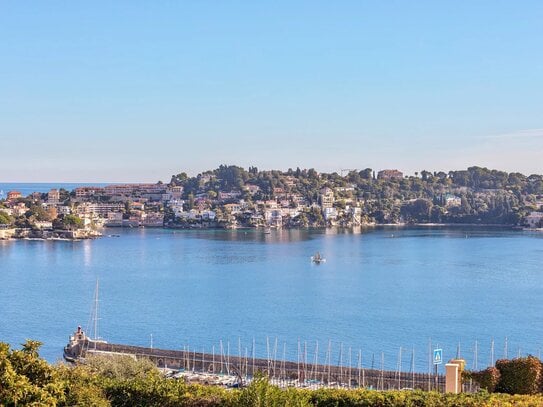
[82,240,92,268]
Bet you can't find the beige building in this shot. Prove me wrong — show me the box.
[319,187,335,209]
[48,189,60,204]
[377,169,404,180]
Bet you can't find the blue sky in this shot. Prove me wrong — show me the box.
[1,1,542,182]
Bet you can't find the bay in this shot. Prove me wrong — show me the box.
[1,226,542,373]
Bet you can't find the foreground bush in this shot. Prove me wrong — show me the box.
[470,367,501,393]
[4,341,543,406]
[495,357,543,395]
[470,356,543,395]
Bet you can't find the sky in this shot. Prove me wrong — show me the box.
[1,1,542,182]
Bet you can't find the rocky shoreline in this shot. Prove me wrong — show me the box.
[0,227,101,241]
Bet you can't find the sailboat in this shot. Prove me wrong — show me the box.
[311,252,326,264]
[63,279,106,362]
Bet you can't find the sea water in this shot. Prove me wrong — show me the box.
[1,226,542,372]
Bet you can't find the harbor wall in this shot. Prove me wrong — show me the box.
[70,340,448,391]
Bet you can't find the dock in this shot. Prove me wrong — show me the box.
[64,327,448,391]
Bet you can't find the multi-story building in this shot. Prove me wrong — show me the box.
[103,184,167,201]
[76,203,124,216]
[142,212,164,227]
[319,187,335,209]
[7,191,22,202]
[265,209,283,228]
[75,187,104,199]
[224,203,242,214]
[57,206,72,215]
[162,186,183,201]
[47,189,60,204]
[377,169,404,180]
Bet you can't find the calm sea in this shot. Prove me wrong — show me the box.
[1,225,542,373]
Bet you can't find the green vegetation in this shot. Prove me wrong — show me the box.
[471,356,543,395]
[4,341,543,406]
[0,210,13,225]
[169,165,543,226]
[53,214,84,230]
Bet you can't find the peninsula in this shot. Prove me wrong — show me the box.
[1,165,543,240]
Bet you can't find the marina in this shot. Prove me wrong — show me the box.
[64,326,449,391]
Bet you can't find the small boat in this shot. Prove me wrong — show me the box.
[311,252,326,264]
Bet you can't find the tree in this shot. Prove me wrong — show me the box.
[0,340,65,405]
[0,211,13,225]
[62,214,84,230]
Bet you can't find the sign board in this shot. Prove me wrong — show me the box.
[433,348,443,365]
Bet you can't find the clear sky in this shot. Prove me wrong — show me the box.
[1,1,542,182]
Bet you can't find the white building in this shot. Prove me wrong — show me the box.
[77,203,124,217]
[57,206,72,215]
[34,221,53,230]
[323,207,338,221]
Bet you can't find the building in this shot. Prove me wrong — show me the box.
[445,194,462,207]
[218,191,242,201]
[103,184,167,200]
[75,187,104,199]
[323,207,338,221]
[377,169,404,180]
[76,203,124,216]
[57,206,72,215]
[163,186,183,201]
[47,189,60,204]
[11,202,27,216]
[142,212,164,227]
[224,203,242,214]
[34,221,53,230]
[130,202,145,211]
[265,209,283,228]
[7,191,22,202]
[168,199,185,218]
[244,184,260,195]
[319,187,335,209]
[525,212,543,228]
[105,212,123,226]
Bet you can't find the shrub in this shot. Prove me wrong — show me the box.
[470,367,501,392]
[495,357,543,395]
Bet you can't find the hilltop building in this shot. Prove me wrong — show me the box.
[7,191,21,202]
[377,169,404,180]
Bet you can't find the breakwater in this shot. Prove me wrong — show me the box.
[65,335,448,391]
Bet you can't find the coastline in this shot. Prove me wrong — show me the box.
[3,223,536,242]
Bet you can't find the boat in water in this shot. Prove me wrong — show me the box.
[311,252,326,264]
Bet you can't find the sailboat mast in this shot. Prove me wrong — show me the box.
[93,279,99,348]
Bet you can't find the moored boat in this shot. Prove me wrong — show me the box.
[311,252,326,264]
